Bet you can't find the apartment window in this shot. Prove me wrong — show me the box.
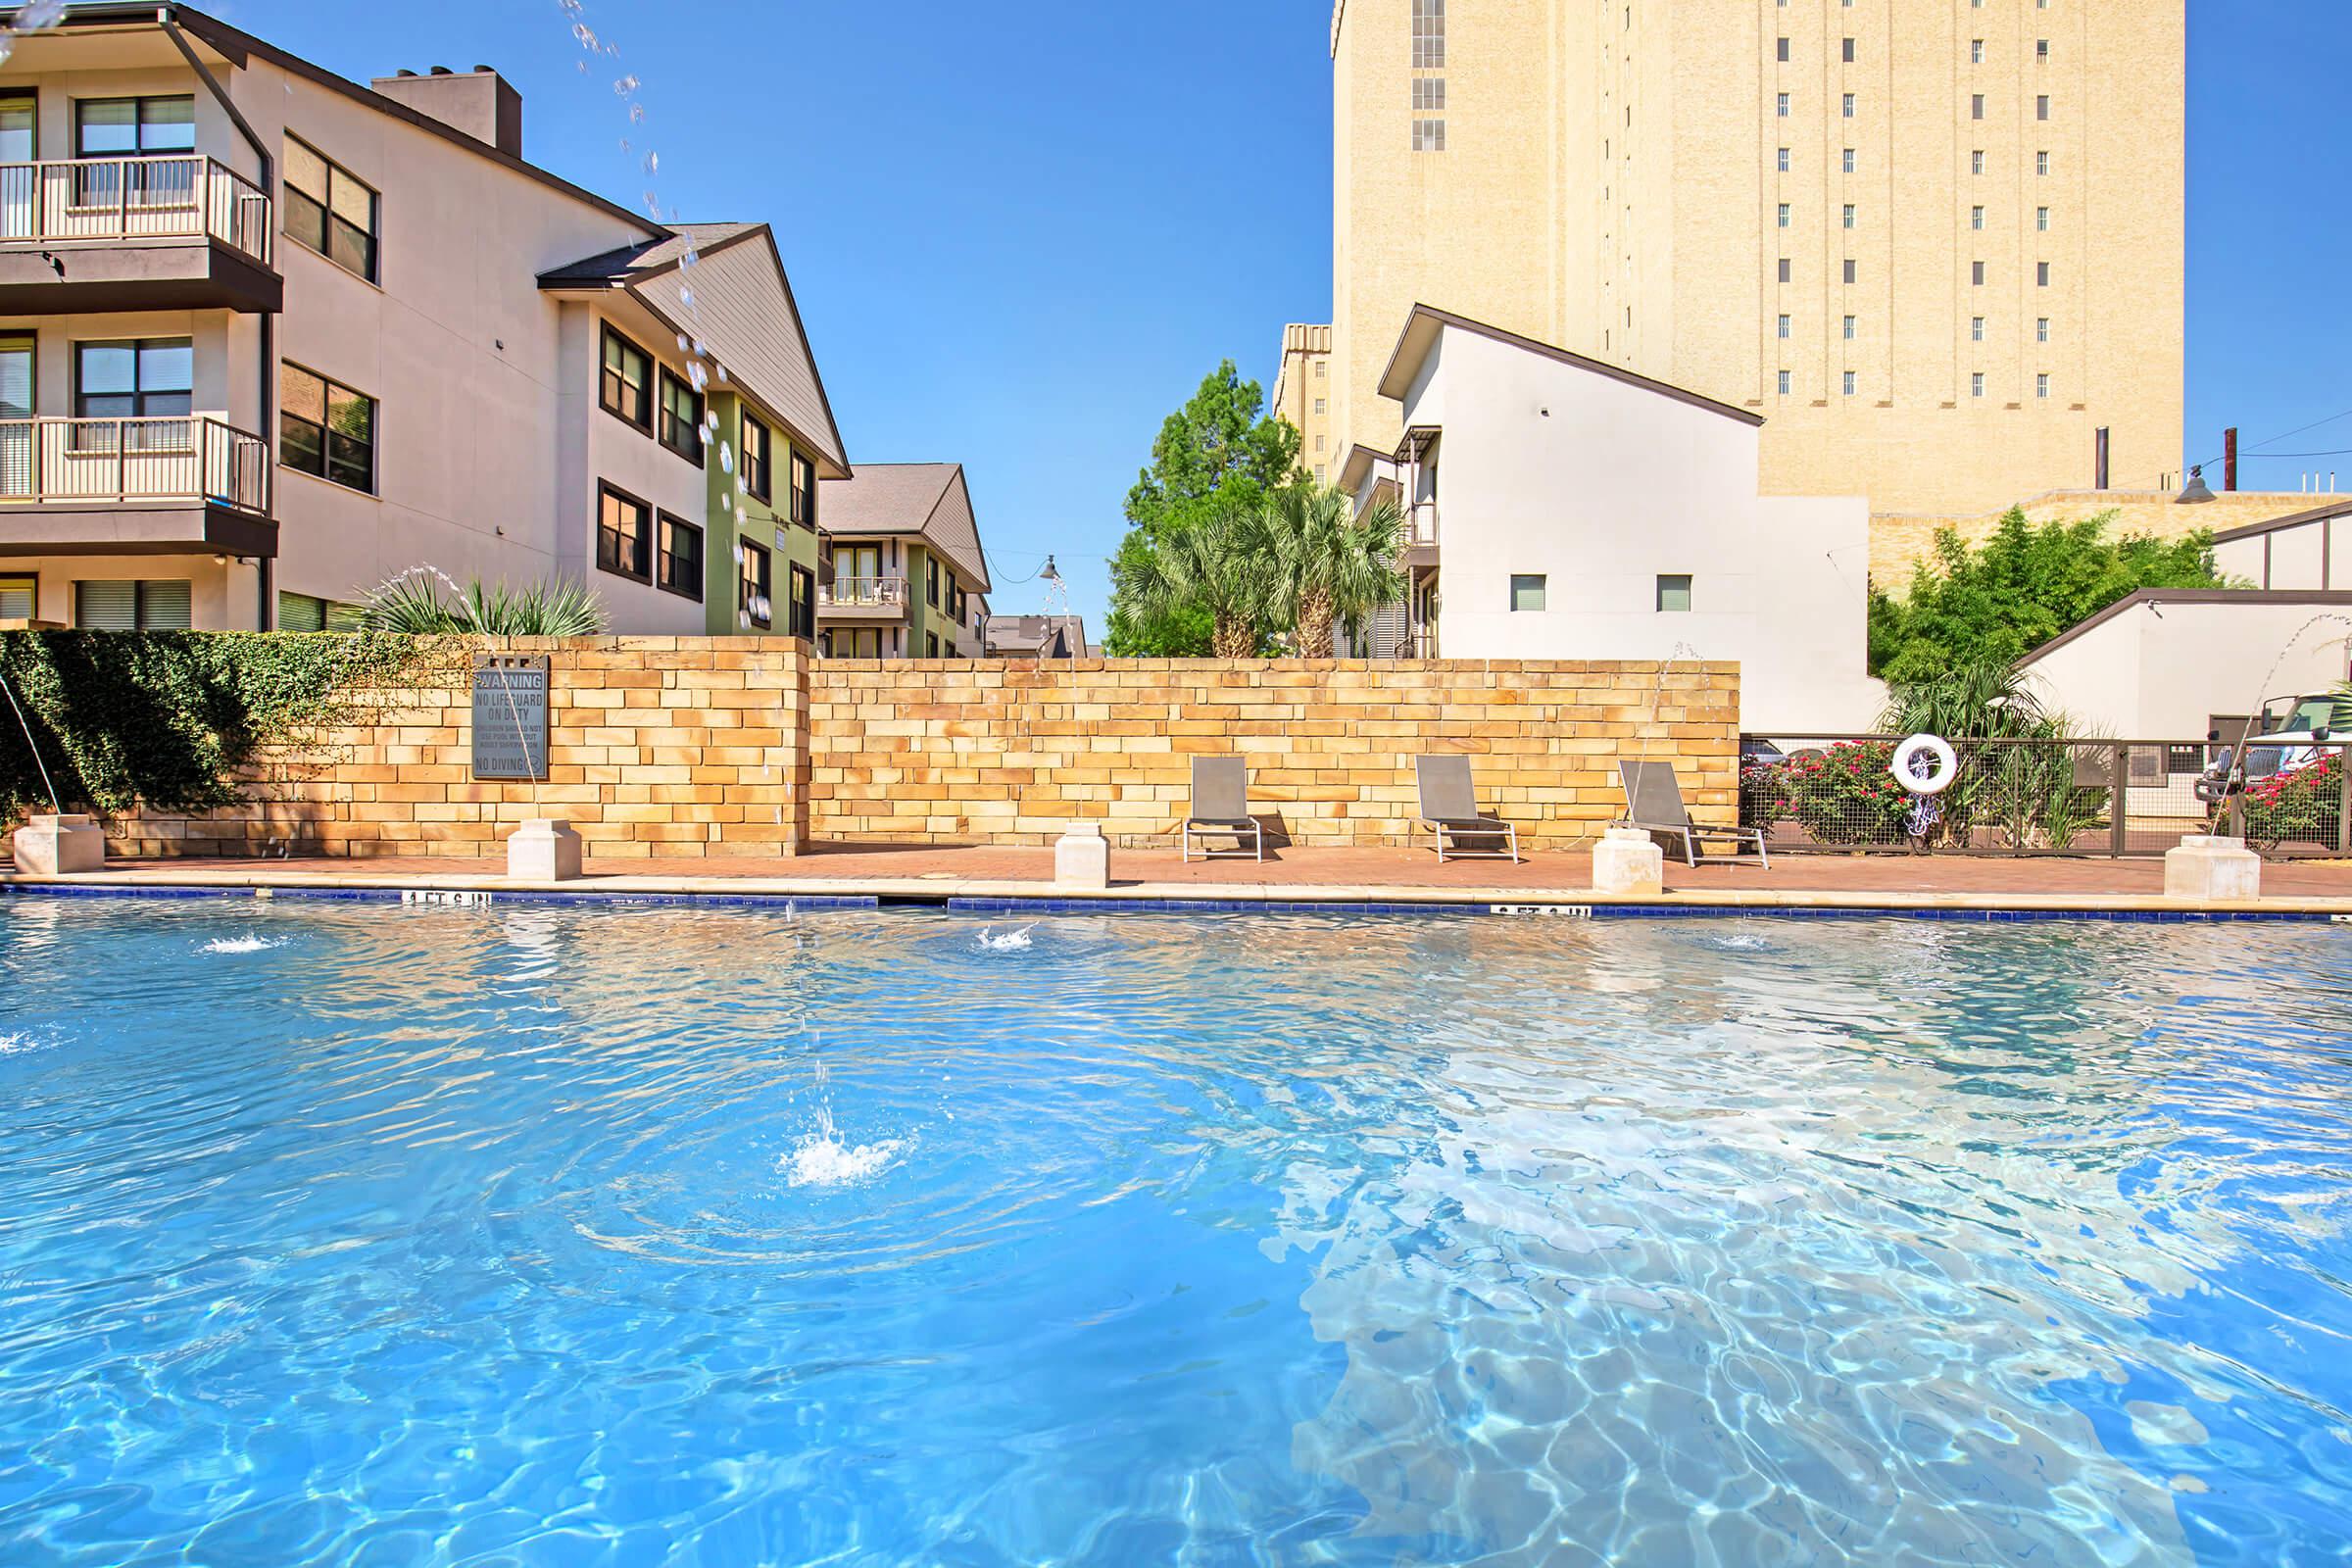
[2036,316,2050,342]
[1842,315,1856,339]
[1972,260,1985,285]
[74,579,189,630]
[1971,93,1985,120]
[658,369,704,464]
[74,338,191,424]
[1509,573,1546,612]
[1841,92,1855,119]
[0,575,33,620]
[1777,368,1791,395]
[1315,434,1327,454]
[1842,258,1856,284]
[926,555,940,608]
[738,538,772,626]
[2036,37,2049,62]
[1842,370,1857,396]
[1314,361,1326,378]
[74,94,195,157]
[1776,35,1789,62]
[2036,372,2050,399]
[1972,371,1985,398]
[2037,150,2050,175]
[1412,77,1446,112]
[1842,203,1856,229]
[283,134,379,283]
[1411,118,1446,153]
[1411,0,1446,69]
[789,564,815,639]
[1777,202,1790,228]
[1971,205,1984,230]
[741,413,771,501]
[1841,36,1855,63]
[1971,38,1984,64]
[1313,397,1327,416]
[2036,94,2050,121]
[2036,206,2050,231]
[1777,92,1789,118]
[596,482,652,581]
[1778,257,1791,283]
[1972,149,1985,175]
[1776,146,1789,172]
[1841,147,1856,174]
[1971,316,1985,342]
[790,453,816,528]
[2037,261,2051,286]
[600,328,653,429]
[279,363,375,493]
[1777,314,1790,339]
[927,632,940,658]
[656,514,703,600]
[1656,574,1692,612]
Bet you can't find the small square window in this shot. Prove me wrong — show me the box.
[1971,205,1984,230]
[2036,94,2050,121]
[1777,368,1791,396]
[1841,370,1857,396]
[1973,260,1985,285]
[1778,257,1791,282]
[1412,118,1446,152]
[2036,37,2049,61]
[1778,202,1791,227]
[1777,91,1790,117]
[1656,574,1692,612]
[1971,93,1985,120]
[1842,37,1855,63]
[2037,151,2051,175]
[1842,203,1856,229]
[1777,145,1790,172]
[2036,205,2049,231]
[1972,149,1985,174]
[2037,260,2051,286]
[2036,372,2050,399]
[1778,313,1791,339]
[1842,314,1855,339]
[1509,573,1546,612]
[1842,92,1856,118]
[2036,316,2050,342]
[1842,258,1857,284]
[1971,38,1984,64]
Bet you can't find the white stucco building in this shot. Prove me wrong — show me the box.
[1342,304,1883,733]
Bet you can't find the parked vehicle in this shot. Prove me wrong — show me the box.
[2195,692,2342,811]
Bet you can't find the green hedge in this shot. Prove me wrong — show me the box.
[0,631,441,821]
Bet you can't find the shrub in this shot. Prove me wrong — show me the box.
[360,572,608,637]
[1768,741,1914,846]
[2241,750,2343,849]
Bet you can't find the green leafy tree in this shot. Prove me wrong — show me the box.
[1867,508,2236,683]
[1105,362,1302,656]
[1117,495,1284,658]
[1269,481,1407,658]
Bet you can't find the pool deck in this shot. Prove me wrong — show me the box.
[7,842,2352,917]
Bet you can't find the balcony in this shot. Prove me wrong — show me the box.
[1402,498,1440,567]
[0,157,281,314]
[816,575,909,621]
[0,416,276,559]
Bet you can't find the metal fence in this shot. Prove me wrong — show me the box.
[1741,735,2352,858]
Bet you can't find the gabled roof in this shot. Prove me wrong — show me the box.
[542,223,851,478]
[819,463,992,592]
[2019,588,2352,665]
[1376,303,1765,427]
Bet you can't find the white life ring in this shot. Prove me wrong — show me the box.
[1891,733,1959,796]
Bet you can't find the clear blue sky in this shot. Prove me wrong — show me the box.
[216,0,2348,631]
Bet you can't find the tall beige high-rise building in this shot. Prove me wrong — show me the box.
[1317,0,2183,519]
[1272,323,1337,482]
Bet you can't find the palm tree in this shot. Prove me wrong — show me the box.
[1269,481,1407,658]
[1118,497,1282,658]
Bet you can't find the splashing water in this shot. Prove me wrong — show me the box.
[199,935,283,955]
[976,925,1034,952]
[779,1102,904,1190]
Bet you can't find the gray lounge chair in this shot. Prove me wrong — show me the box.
[1415,755,1521,862]
[1617,759,1769,867]
[1183,756,1263,861]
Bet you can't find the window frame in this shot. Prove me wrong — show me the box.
[656,511,704,602]
[1655,573,1693,613]
[281,131,380,284]
[1509,573,1547,612]
[278,360,377,495]
[790,453,817,529]
[741,411,772,502]
[738,536,773,628]
[657,368,705,466]
[599,325,654,432]
[72,94,195,159]
[595,480,654,584]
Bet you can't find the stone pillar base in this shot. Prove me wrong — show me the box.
[508,817,584,882]
[1054,828,1110,891]
[11,813,106,875]
[2164,833,2261,902]
[1592,826,1664,896]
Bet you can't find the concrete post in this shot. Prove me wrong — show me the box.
[1592,827,1665,896]
[508,817,584,881]
[2163,834,2261,902]
[11,813,106,875]
[1054,827,1110,891]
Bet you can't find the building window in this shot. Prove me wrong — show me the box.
[1841,147,1856,174]
[790,453,816,528]
[1842,315,1856,339]
[1842,369,1857,396]
[1314,360,1327,378]
[1971,38,1984,64]
[1412,77,1446,111]
[1777,35,1789,62]
[283,134,379,283]
[1411,118,1446,153]
[1777,92,1789,118]
[2036,37,2049,61]
[2037,150,2050,175]
[1971,372,1985,398]
[741,413,771,501]
[1841,92,1855,118]
[2036,94,2050,121]
[1778,202,1790,228]
[1777,146,1789,172]
[926,555,940,608]
[1971,93,1985,120]
[1842,203,1856,229]
[1313,397,1327,416]
[2037,261,2051,286]
[0,574,34,621]
[1777,368,1791,396]
[1778,257,1791,283]
[279,363,375,492]
[1777,314,1790,339]
[596,482,652,582]
[2036,372,2050,399]
[927,632,940,659]
[1972,149,1985,174]
[74,579,190,630]
[1971,205,1984,230]
[73,95,194,157]
[2036,316,2050,342]
[738,538,772,626]
[2036,205,2050,231]
[653,514,703,600]
[1509,573,1546,612]
[600,327,653,430]
[789,564,815,640]
[1841,36,1855,63]
[74,338,191,426]
[1972,260,1985,285]
[658,369,704,465]
[1971,316,1985,342]
[1655,574,1692,612]
[1842,258,1856,284]
[1411,0,1446,69]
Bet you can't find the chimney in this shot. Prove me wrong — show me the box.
[369,65,522,158]
[2093,425,2110,490]
[2224,426,2239,492]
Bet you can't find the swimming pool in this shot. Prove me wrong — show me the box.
[1,899,2346,1564]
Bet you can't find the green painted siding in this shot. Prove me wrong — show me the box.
[701,391,821,639]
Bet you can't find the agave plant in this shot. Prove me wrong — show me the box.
[358,572,610,638]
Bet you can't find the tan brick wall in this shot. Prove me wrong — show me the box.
[808,658,1739,851]
[1869,489,2317,588]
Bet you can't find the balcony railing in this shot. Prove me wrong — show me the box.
[1404,499,1439,549]
[0,416,272,516]
[817,575,908,612]
[0,156,273,268]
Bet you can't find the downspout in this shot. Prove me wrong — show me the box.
[161,8,277,630]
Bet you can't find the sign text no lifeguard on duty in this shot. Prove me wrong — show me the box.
[470,655,551,781]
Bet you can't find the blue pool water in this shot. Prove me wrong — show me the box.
[1,900,2349,1565]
